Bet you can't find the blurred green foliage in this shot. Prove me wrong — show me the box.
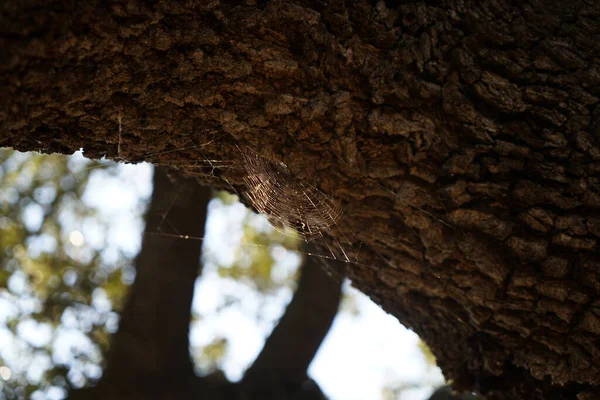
[0,149,136,399]
[215,191,301,293]
[190,190,304,375]
[0,150,305,398]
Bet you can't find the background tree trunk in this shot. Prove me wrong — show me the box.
[69,168,213,399]
[242,246,344,395]
[3,0,600,398]
[101,168,211,393]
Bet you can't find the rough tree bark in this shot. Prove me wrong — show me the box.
[2,0,600,399]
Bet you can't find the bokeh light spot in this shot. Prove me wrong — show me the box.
[0,366,11,381]
[69,230,85,247]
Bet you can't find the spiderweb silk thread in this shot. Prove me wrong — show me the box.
[240,146,343,242]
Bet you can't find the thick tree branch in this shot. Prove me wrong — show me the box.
[4,0,600,398]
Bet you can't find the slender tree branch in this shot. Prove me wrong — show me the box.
[243,245,344,390]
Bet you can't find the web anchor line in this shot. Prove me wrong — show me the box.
[106,122,370,273]
[111,104,454,259]
[153,147,390,276]
[144,231,383,275]
[115,128,430,275]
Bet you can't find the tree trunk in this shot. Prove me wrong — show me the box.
[2,1,600,398]
[68,168,213,399]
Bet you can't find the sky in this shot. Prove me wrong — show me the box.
[0,152,445,400]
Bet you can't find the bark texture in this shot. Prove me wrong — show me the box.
[3,0,600,398]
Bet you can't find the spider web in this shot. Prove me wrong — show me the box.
[108,120,456,281]
[127,139,361,281]
[239,146,343,243]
